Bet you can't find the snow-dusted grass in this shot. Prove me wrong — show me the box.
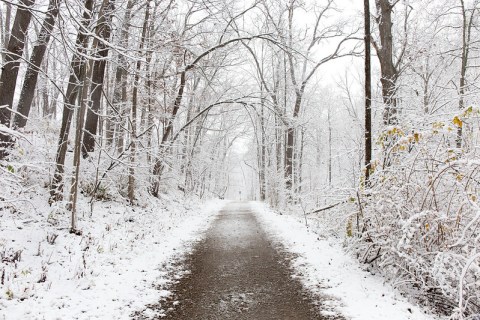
[251,201,442,320]
[0,191,226,319]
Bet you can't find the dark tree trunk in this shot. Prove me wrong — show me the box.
[364,0,372,184]
[0,0,35,159]
[13,0,62,129]
[82,0,115,156]
[374,0,398,125]
[284,92,302,192]
[49,0,94,203]
[456,0,476,148]
[297,128,304,194]
[284,126,295,191]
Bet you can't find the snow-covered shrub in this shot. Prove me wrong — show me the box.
[355,110,480,318]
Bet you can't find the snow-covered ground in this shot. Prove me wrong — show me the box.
[2,197,445,320]
[0,193,226,319]
[251,201,442,320]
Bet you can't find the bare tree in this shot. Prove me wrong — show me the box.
[49,0,94,203]
[82,0,115,156]
[128,1,151,203]
[364,0,372,184]
[0,0,35,159]
[107,0,134,150]
[372,0,408,125]
[283,0,356,193]
[13,0,62,130]
[456,0,478,148]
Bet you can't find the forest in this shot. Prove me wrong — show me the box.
[0,0,479,319]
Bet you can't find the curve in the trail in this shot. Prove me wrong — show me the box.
[149,202,331,319]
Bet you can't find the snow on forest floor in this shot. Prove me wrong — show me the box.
[0,192,226,320]
[251,201,443,320]
[1,197,445,320]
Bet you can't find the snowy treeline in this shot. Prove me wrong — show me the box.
[0,0,479,318]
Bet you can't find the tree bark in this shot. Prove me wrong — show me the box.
[456,0,476,148]
[128,3,151,203]
[259,99,266,201]
[108,0,134,151]
[49,0,94,203]
[69,56,94,232]
[82,0,115,156]
[151,71,186,196]
[364,0,372,184]
[0,0,35,160]
[374,0,398,125]
[13,0,62,129]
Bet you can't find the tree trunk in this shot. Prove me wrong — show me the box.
[127,3,151,202]
[13,0,62,129]
[0,2,12,62]
[456,0,476,148]
[259,116,266,201]
[327,108,332,187]
[0,0,35,160]
[364,0,372,184]
[69,56,94,232]
[82,0,115,156]
[151,71,186,196]
[374,0,398,125]
[284,93,302,192]
[49,0,94,203]
[297,128,304,194]
[109,0,133,151]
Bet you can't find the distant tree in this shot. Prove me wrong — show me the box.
[282,0,356,194]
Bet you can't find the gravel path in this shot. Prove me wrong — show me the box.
[159,202,327,319]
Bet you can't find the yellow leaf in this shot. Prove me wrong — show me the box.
[453,116,463,128]
[462,106,473,117]
[433,122,445,129]
[346,218,353,237]
[414,133,420,142]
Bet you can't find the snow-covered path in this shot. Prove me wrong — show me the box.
[144,201,327,319]
[137,201,439,320]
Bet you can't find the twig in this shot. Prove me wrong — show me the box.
[308,200,347,214]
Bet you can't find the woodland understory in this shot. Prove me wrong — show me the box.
[0,0,480,318]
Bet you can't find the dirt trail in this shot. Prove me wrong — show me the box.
[157,202,328,319]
